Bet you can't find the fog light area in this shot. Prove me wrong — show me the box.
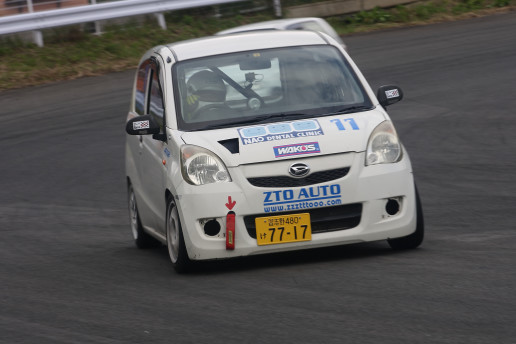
[202,219,221,236]
[385,198,401,216]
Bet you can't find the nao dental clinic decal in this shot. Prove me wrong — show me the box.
[238,119,324,145]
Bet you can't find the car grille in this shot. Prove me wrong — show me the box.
[243,203,362,239]
[247,167,350,188]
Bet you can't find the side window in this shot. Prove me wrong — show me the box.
[148,65,165,133]
[135,61,150,115]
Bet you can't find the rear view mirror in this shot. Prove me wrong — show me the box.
[126,115,160,135]
[239,54,271,70]
[377,85,403,107]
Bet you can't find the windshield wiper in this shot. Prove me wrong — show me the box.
[193,106,373,131]
[240,112,313,124]
[196,113,311,131]
[327,105,375,115]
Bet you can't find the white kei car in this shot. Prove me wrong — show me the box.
[125,30,424,272]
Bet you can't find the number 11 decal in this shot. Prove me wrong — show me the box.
[331,118,359,131]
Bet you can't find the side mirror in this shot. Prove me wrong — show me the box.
[377,85,403,107]
[126,115,160,136]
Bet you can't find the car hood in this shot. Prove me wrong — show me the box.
[180,110,386,167]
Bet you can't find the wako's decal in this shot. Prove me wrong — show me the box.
[164,148,171,158]
[238,119,324,145]
[133,120,150,130]
[263,184,342,213]
[330,118,359,131]
[274,142,320,158]
[385,89,400,99]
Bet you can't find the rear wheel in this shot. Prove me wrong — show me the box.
[128,184,160,249]
[166,197,191,273]
[388,186,424,250]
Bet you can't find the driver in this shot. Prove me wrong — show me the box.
[184,70,227,120]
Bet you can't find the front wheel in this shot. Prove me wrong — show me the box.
[388,185,424,250]
[166,197,191,273]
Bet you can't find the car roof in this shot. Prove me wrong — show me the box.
[165,30,331,61]
[215,17,346,50]
[216,17,329,35]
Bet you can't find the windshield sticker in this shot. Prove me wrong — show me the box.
[238,119,324,145]
[263,184,342,213]
[133,120,150,130]
[274,142,320,158]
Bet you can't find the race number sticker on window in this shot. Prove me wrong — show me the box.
[385,89,400,99]
[133,120,150,130]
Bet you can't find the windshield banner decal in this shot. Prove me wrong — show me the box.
[238,119,324,145]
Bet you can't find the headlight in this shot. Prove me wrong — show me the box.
[366,121,402,165]
[181,145,232,185]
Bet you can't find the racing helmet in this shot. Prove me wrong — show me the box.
[187,70,227,103]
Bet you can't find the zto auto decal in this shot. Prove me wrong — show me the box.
[330,118,359,131]
[238,119,324,145]
[273,142,320,158]
[263,184,342,213]
[133,120,150,130]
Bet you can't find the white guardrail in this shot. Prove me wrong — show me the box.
[0,0,271,46]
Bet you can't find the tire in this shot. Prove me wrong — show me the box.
[388,185,424,250]
[166,197,191,273]
[128,184,160,249]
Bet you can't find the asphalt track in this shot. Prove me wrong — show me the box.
[1,12,515,344]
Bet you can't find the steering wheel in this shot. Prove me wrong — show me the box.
[191,103,231,121]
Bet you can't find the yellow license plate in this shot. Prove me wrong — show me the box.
[255,213,311,246]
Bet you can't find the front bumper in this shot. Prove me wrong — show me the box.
[175,152,417,261]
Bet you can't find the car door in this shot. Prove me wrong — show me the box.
[138,57,168,233]
[127,59,150,213]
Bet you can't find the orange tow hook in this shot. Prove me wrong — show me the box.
[226,211,235,250]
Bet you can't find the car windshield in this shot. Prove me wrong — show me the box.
[173,45,372,131]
